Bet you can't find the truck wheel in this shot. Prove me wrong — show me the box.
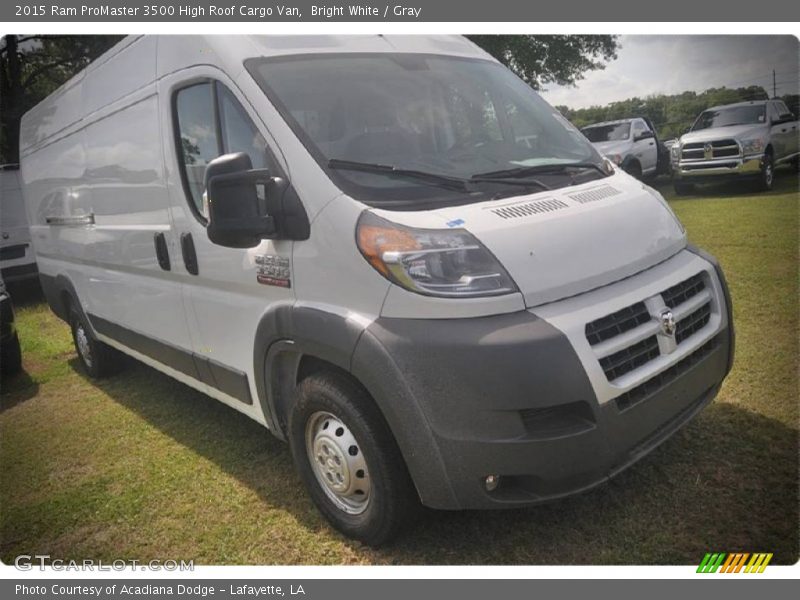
[69,309,124,378]
[288,371,420,546]
[1,331,22,376]
[673,181,694,196]
[624,160,642,179]
[757,152,774,191]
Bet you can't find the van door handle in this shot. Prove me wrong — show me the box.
[153,232,171,271]
[180,232,199,276]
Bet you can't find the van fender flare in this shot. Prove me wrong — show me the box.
[39,272,93,331]
[254,304,456,507]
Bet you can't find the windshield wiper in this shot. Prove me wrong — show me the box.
[469,176,551,191]
[472,161,608,180]
[328,158,470,192]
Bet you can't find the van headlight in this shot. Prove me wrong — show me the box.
[356,211,518,298]
[740,138,764,155]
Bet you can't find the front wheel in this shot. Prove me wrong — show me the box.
[288,371,420,546]
[757,153,774,191]
[623,160,642,180]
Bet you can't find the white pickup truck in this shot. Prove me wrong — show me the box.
[581,117,671,180]
[671,99,799,194]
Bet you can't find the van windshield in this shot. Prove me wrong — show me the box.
[247,54,604,205]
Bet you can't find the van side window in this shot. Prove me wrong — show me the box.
[218,85,274,172]
[175,83,222,214]
[174,80,277,219]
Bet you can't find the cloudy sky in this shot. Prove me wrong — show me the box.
[540,35,799,109]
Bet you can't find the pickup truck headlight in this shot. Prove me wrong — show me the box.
[356,211,518,298]
[740,138,765,155]
[670,145,680,160]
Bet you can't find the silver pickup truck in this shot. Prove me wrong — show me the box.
[671,99,799,194]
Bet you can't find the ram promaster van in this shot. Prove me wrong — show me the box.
[20,35,734,545]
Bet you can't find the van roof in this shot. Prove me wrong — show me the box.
[19,35,492,156]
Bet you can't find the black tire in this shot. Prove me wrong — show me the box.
[1,332,22,376]
[623,160,642,180]
[673,181,694,196]
[69,308,124,378]
[757,152,775,191]
[288,371,420,546]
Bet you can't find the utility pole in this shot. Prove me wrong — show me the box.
[773,69,777,98]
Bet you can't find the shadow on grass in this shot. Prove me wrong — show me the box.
[0,368,39,411]
[654,166,799,200]
[70,358,799,565]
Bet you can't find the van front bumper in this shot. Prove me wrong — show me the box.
[674,154,763,183]
[351,248,734,510]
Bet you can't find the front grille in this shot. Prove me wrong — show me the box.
[615,335,720,412]
[585,302,650,346]
[0,244,27,261]
[662,273,705,308]
[675,302,711,344]
[599,336,660,381]
[585,271,715,385]
[681,139,741,161]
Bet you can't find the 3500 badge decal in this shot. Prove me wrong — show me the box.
[255,254,291,288]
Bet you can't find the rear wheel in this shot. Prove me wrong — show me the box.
[69,308,124,378]
[1,331,22,376]
[757,152,774,191]
[288,371,420,546]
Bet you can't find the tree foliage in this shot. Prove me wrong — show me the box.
[469,35,619,89]
[554,85,798,141]
[1,35,124,163]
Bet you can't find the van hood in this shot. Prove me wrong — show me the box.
[681,123,766,144]
[592,139,632,157]
[376,172,687,307]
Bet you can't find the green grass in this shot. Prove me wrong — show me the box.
[1,171,798,565]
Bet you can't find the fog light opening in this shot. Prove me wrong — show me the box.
[484,475,501,492]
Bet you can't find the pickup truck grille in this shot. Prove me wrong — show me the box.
[681,139,740,161]
[585,272,714,383]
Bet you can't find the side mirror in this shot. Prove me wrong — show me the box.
[634,131,655,142]
[204,152,277,249]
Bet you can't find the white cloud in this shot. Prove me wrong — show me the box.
[540,35,800,109]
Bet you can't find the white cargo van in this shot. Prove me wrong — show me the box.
[20,35,734,546]
[1,164,38,283]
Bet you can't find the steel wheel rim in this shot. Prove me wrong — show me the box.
[765,163,774,187]
[305,411,371,515]
[75,323,93,368]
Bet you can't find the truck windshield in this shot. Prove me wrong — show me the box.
[247,54,603,205]
[582,123,631,142]
[692,105,767,131]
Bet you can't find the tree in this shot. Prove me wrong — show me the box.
[468,35,619,90]
[1,35,124,164]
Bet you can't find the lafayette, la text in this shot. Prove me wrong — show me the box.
[33,4,423,18]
